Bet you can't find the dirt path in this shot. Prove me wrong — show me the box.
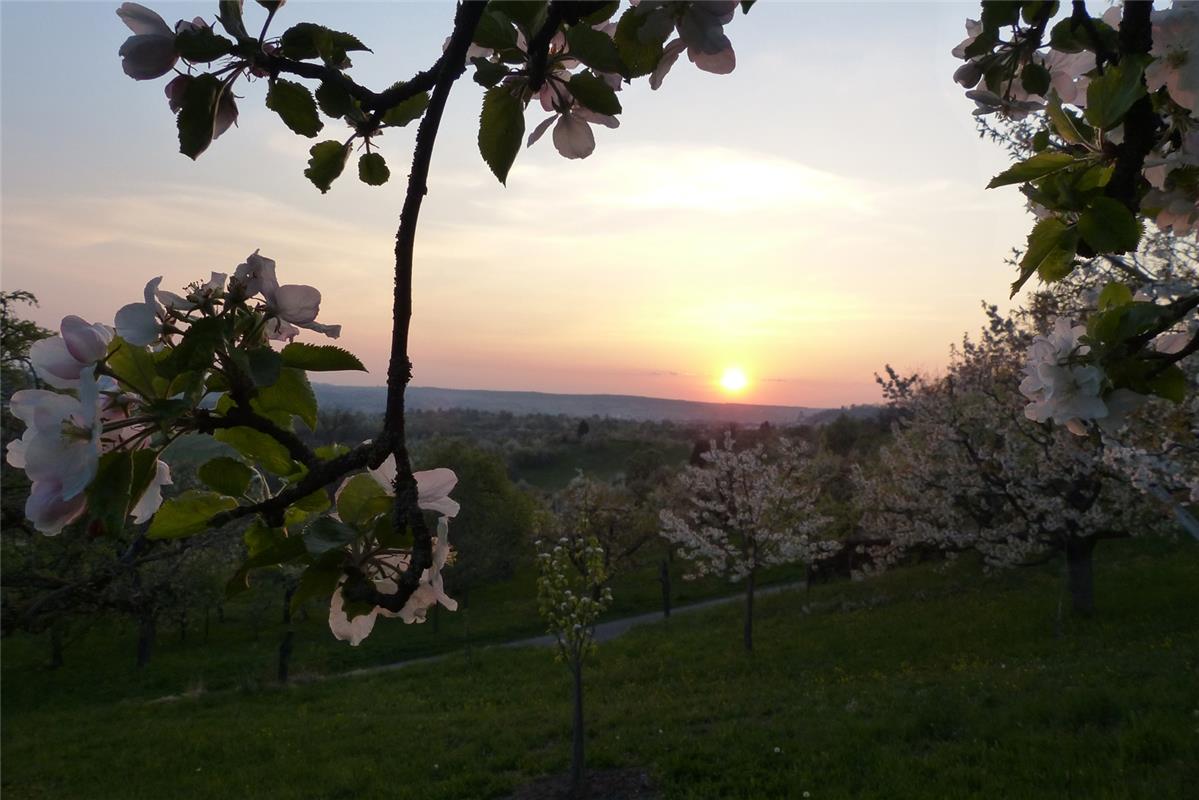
[339,580,804,680]
[146,581,807,702]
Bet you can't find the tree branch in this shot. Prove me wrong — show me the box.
[1105,1,1158,212]
[375,0,487,612]
[261,53,444,114]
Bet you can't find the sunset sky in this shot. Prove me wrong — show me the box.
[1,1,1036,407]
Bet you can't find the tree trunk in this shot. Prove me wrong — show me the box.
[136,610,156,668]
[744,568,756,653]
[462,588,473,665]
[804,562,812,594]
[216,603,225,623]
[277,630,294,684]
[570,661,585,797]
[178,611,187,643]
[283,584,295,625]
[659,558,672,619]
[49,624,64,669]
[1065,536,1096,616]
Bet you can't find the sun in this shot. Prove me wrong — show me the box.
[719,366,749,394]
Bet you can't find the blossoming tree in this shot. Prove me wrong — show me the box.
[3,0,756,643]
[855,305,1175,615]
[535,534,613,797]
[951,1,1198,433]
[660,434,837,651]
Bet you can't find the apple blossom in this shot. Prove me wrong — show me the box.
[1147,3,1199,115]
[116,2,178,80]
[327,517,457,645]
[156,271,227,311]
[130,460,173,524]
[29,316,112,390]
[7,386,101,534]
[646,1,738,89]
[231,251,341,338]
[1019,318,1110,434]
[367,455,461,519]
[114,277,165,346]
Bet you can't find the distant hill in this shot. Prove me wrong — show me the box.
[803,404,887,426]
[313,384,831,425]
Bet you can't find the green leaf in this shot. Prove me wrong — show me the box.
[243,519,284,558]
[197,456,253,497]
[566,25,627,76]
[315,80,355,119]
[246,346,283,388]
[227,529,307,597]
[176,27,235,62]
[1077,197,1142,254]
[304,140,351,194]
[579,1,620,24]
[1148,365,1188,403]
[279,23,370,63]
[472,57,510,88]
[266,79,323,137]
[1076,164,1113,191]
[87,452,133,536]
[161,316,227,375]
[176,73,225,160]
[108,339,161,398]
[253,367,318,430]
[336,473,391,527]
[213,426,295,475]
[1020,62,1051,97]
[294,489,332,515]
[218,0,248,39]
[568,72,622,116]
[1097,282,1133,311]
[1085,56,1148,129]
[987,152,1077,189]
[981,0,1020,30]
[302,516,359,556]
[1049,16,1118,56]
[1046,92,1092,145]
[614,7,665,78]
[381,92,430,127]
[291,553,346,613]
[315,444,351,460]
[358,152,390,186]
[473,9,518,50]
[279,342,366,372]
[1013,217,1078,295]
[478,86,525,185]
[148,491,238,539]
[165,370,206,405]
[488,1,547,34]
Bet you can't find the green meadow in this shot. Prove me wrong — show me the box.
[3,538,1195,799]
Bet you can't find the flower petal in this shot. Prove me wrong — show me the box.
[272,284,322,325]
[60,316,112,364]
[552,113,596,160]
[116,2,172,36]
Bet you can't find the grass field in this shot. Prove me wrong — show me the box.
[2,538,1196,799]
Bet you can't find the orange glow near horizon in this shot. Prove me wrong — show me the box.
[719,366,750,395]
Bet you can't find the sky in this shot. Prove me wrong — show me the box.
[1,1,1039,407]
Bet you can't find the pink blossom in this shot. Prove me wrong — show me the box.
[114,277,165,346]
[116,3,178,80]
